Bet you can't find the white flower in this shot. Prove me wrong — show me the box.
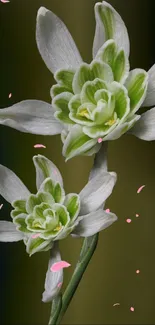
[0,1,154,159]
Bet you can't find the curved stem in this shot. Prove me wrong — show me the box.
[56,233,99,325]
[48,294,62,325]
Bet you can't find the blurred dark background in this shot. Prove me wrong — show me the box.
[0,0,155,324]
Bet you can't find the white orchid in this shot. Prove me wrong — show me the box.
[0,154,117,301]
[0,2,155,159]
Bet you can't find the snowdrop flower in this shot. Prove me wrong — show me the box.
[0,154,117,301]
[0,1,154,159]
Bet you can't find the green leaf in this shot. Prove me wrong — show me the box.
[52,92,73,112]
[96,39,117,67]
[54,183,65,204]
[73,60,113,94]
[93,1,129,58]
[33,155,63,190]
[50,85,71,98]
[83,121,117,139]
[81,78,107,104]
[68,95,81,114]
[26,235,53,256]
[55,111,74,125]
[52,203,70,226]
[113,49,129,83]
[125,69,148,114]
[62,125,98,160]
[55,69,75,91]
[13,214,29,233]
[64,194,80,222]
[103,114,140,141]
[109,81,130,121]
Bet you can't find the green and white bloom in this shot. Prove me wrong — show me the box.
[0,1,154,159]
[0,153,117,301]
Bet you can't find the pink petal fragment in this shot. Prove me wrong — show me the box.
[136,214,139,217]
[113,303,120,307]
[57,282,63,288]
[130,307,134,312]
[34,144,46,149]
[137,185,145,194]
[8,93,12,98]
[32,233,41,239]
[50,261,71,272]
[0,204,3,210]
[106,208,110,213]
[1,0,10,2]
[98,138,103,144]
[136,269,140,274]
[126,218,132,224]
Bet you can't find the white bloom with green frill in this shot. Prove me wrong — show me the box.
[0,1,154,159]
[0,154,117,301]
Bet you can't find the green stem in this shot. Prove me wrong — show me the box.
[48,294,62,325]
[56,233,99,325]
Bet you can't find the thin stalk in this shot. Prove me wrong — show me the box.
[48,294,62,325]
[56,233,99,325]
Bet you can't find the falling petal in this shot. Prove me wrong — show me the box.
[0,204,3,210]
[136,214,139,217]
[32,233,41,239]
[126,218,132,223]
[113,303,120,307]
[8,93,12,98]
[137,185,145,194]
[34,144,46,149]
[106,208,110,213]
[57,282,62,288]
[130,307,134,312]
[1,0,10,2]
[50,261,71,272]
[136,270,140,274]
[98,138,103,143]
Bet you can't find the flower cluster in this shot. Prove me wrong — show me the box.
[0,1,154,160]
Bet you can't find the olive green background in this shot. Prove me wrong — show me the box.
[0,0,155,324]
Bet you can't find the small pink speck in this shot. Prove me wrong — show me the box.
[136,214,139,217]
[34,144,46,149]
[113,303,120,307]
[126,218,132,224]
[50,261,71,272]
[98,138,103,144]
[137,185,145,194]
[32,233,40,239]
[0,204,3,210]
[57,282,62,288]
[8,93,12,98]
[106,209,110,213]
[136,270,140,274]
[130,307,134,312]
[1,0,10,3]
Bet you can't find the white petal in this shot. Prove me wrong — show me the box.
[143,64,155,107]
[36,7,82,74]
[0,221,23,242]
[0,165,30,203]
[130,107,155,141]
[0,100,62,135]
[79,169,117,215]
[42,243,63,302]
[33,155,63,191]
[93,1,130,59]
[72,209,117,237]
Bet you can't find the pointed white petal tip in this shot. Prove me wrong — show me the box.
[37,6,48,17]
